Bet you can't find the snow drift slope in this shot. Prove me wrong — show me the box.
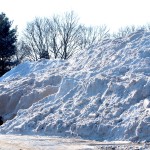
[0,29,150,142]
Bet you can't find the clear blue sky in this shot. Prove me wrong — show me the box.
[0,0,150,34]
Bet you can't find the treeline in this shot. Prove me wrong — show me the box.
[1,11,150,76]
[17,11,110,61]
[16,11,150,62]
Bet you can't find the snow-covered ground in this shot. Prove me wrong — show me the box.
[0,135,97,150]
[0,29,150,142]
[0,135,148,150]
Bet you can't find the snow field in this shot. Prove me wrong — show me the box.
[0,29,150,142]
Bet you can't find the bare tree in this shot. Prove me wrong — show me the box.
[16,40,36,62]
[34,18,50,59]
[52,11,81,59]
[112,26,137,38]
[23,17,50,60]
[21,11,111,61]
[79,25,110,49]
[46,18,60,59]
[22,12,81,60]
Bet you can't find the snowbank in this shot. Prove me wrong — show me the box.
[0,29,150,142]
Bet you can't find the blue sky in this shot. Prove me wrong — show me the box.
[0,0,150,34]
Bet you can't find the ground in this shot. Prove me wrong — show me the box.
[0,135,149,150]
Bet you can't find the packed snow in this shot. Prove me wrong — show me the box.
[0,29,150,142]
[0,135,148,150]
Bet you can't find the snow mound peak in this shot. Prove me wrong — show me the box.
[0,29,150,142]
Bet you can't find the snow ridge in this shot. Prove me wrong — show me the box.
[0,29,150,142]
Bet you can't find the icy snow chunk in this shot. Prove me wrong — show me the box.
[43,75,62,86]
[86,77,108,97]
[0,94,10,115]
[88,113,97,118]
[139,50,150,58]
[129,29,144,42]
[143,99,150,109]
[55,77,78,98]
[134,120,150,142]
[0,61,32,81]
[15,85,58,110]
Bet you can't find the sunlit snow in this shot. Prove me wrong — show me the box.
[0,29,150,142]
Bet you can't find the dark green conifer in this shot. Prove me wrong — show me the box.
[0,12,17,76]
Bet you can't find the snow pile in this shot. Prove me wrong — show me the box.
[0,29,150,142]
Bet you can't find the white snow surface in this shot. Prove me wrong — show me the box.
[0,29,150,142]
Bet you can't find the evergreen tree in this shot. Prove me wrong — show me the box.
[0,12,17,76]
